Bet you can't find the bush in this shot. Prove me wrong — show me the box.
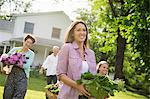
[30,67,45,79]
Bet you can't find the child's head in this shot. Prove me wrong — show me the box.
[97,61,109,75]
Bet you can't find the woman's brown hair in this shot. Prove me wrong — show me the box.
[24,34,36,44]
[65,20,89,47]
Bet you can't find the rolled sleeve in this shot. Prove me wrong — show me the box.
[56,44,70,80]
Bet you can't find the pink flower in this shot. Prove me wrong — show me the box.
[16,59,23,68]
[8,58,16,65]
[16,53,22,58]
[1,52,27,69]
[0,54,8,61]
[3,59,10,65]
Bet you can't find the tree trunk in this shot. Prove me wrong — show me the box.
[114,28,126,79]
[108,0,127,79]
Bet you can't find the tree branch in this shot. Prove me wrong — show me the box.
[108,0,117,17]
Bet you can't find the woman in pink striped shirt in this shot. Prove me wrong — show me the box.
[57,20,96,99]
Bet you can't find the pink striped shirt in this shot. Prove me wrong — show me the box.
[57,41,96,99]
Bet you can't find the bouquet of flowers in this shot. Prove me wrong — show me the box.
[0,53,28,74]
[76,72,124,99]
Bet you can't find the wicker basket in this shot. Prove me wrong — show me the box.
[46,90,58,99]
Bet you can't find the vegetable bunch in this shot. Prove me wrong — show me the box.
[45,84,60,95]
[76,72,121,99]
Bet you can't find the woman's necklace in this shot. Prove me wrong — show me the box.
[80,48,85,61]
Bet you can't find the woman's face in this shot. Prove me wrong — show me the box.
[23,38,33,49]
[73,23,87,43]
[98,64,108,75]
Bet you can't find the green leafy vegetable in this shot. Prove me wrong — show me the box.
[76,72,123,99]
[45,84,60,95]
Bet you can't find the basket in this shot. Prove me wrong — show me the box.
[46,90,58,99]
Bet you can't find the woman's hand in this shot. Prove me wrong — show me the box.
[76,84,91,97]
[59,74,91,97]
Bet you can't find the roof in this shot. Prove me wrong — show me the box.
[11,37,64,47]
[12,11,71,20]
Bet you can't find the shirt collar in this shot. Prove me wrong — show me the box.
[72,41,88,55]
[51,53,58,57]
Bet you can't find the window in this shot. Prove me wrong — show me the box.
[0,46,10,55]
[24,22,34,34]
[51,27,61,39]
[0,46,4,55]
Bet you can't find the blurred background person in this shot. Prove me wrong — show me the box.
[40,46,59,99]
[40,46,59,85]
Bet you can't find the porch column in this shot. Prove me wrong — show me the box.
[1,45,7,72]
[44,47,48,61]
[3,45,7,54]
[13,41,16,48]
[10,41,16,49]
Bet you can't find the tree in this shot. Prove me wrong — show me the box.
[107,0,127,79]
[78,0,150,94]
[0,0,33,20]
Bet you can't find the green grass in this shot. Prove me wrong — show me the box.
[0,73,46,99]
[0,73,47,92]
[0,74,6,86]
[0,73,148,99]
[0,86,45,99]
[109,91,147,99]
[28,76,47,92]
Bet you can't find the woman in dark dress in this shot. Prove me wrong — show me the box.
[3,34,36,99]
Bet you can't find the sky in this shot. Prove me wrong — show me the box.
[30,0,90,20]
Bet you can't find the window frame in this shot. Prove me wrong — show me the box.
[24,22,34,34]
[51,27,61,39]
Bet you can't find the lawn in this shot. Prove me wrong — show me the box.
[109,91,147,99]
[0,73,46,99]
[0,86,45,99]
[0,73,148,99]
[0,73,47,91]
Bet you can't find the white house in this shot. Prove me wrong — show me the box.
[0,11,72,67]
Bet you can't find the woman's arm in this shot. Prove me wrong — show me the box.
[60,74,90,97]
[42,56,51,69]
[39,56,51,74]
[23,51,35,69]
[23,51,35,78]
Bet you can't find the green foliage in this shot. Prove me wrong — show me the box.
[77,0,150,95]
[0,0,33,20]
[30,68,45,79]
[76,72,121,99]
[45,84,60,94]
